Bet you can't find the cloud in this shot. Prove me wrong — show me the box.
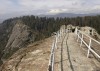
[93,5,100,10]
[0,0,100,19]
[48,9,68,14]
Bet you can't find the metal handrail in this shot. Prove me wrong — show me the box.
[76,28,100,58]
[48,32,59,71]
[48,26,66,71]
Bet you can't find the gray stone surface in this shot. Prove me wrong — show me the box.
[0,36,52,71]
[2,20,35,60]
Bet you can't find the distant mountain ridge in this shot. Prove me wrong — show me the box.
[0,13,100,23]
[38,13,100,18]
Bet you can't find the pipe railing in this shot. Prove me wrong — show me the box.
[75,28,100,58]
[48,25,66,71]
[48,34,57,71]
[48,32,60,71]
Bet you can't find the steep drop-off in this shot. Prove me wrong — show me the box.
[0,20,35,65]
[0,36,53,71]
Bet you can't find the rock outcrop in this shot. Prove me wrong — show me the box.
[66,25,100,40]
[1,20,35,62]
[80,26,100,40]
[0,36,52,71]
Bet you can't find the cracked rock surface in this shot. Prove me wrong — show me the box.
[0,36,53,71]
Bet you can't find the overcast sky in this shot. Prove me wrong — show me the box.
[0,0,100,20]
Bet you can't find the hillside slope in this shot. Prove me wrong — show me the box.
[0,19,37,66]
[1,20,35,61]
[0,36,53,71]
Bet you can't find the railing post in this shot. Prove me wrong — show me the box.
[55,34,58,49]
[87,38,92,58]
[52,52,55,71]
[58,31,60,42]
[57,31,59,42]
[80,34,83,47]
[77,31,79,42]
[75,27,77,34]
[59,29,61,41]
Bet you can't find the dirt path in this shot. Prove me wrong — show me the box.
[54,33,100,71]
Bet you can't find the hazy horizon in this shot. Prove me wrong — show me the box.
[0,0,100,22]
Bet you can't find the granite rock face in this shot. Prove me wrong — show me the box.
[2,20,35,61]
[0,36,52,71]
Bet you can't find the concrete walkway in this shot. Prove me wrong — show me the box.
[54,33,100,71]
